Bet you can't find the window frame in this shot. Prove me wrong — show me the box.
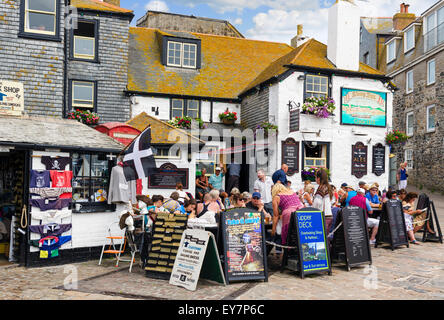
[69,79,98,113]
[386,40,396,63]
[19,0,61,41]
[304,74,330,100]
[153,145,181,159]
[70,19,100,63]
[427,105,436,133]
[427,59,436,85]
[196,146,218,176]
[405,149,413,170]
[406,70,414,94]
[404,25,415,53]
[406,111,414,137]
[169,98,201,120]
[301,141,330,171]
[162,36,201,69]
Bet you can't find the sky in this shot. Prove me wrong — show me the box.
[120,0,439,44]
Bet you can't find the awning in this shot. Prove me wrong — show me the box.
[0,115,125,153]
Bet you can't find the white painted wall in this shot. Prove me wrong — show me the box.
[269,72,393,192]
[327,0,360,72]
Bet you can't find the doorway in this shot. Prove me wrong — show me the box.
[0,150,27,265]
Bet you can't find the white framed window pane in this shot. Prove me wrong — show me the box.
[74,36,94,57]
[305,159,314,166]
[427,14,436,31]
[406,71,413,92]
[428,60,436,84]
[27,0,55,13]
[405,28,414,51]
[167,42,182,66]
[172,99,183,109]
[406,113,413,136]
[172,108,183,118]
[183,44,196,68]
[27,12,55,32]
[387,42,395,61]
[439,7,444,25]
[428,106,436,131]
[306,83,313,91]
[73,83,93,101]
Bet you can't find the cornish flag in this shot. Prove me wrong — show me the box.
[123,126,157,181]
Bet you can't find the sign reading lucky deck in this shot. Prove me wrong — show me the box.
[0,80,24,116]
[296,209,330,274]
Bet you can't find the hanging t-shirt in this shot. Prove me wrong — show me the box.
[41,157,71,171]
[38,235,72,259]
[30,198,72,211]
[30,187,72,199]
[50,171,73,188]
[30,170,51,188]
[31,209,71,222]
[29,223,72,237]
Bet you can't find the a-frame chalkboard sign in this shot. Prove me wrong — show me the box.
[416,194,443,243]
[281,207,332,279]
[331,206,372,271]
[220,208,268,284]
[375,199,409,250]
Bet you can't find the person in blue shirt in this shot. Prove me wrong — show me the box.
[272,164,288,185]
[178,198,197,215]
[365,183,381,209]
[344,185,357,206]
[209,166,225,192]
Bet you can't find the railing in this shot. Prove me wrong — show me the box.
[424,21,444,52]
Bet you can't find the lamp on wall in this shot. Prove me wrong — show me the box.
[297,75,305,80]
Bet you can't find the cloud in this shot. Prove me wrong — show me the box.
[234,18,242,25]
[145,0,170,12]
[246,0,438,45]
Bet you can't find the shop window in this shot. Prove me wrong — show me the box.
[303,142,327,169]
[405,149,413,170]
[72,20,98,61]
[406,112,414,136]
[427,59,436,85]
[72,153,114,212]
[19,0,60,40]
[196,146,217,175]
[70,80,96,111]
[427,105,436,133]
[153,146,181,159]
[170,99,200,119]
[305,75,329,99]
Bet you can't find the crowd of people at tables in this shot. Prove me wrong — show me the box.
[131,164,431,258]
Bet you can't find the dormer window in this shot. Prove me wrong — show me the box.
[404,26,415,52]
[386,39,397,63]
[162,35,201,69]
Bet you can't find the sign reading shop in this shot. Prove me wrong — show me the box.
[0,80,24,116]
[341,88,387,127]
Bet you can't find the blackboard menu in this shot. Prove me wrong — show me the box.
[221,208,268,283]
[148,162,189,189]
[372,143,385,176]
[289,108,300,132]
[281,138,299,176]
[376,199,409,250]
[341,206,371,268]
[352,142,367,178]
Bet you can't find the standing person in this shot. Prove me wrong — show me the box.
[226,161,241,194]
[270,183,304,246]
[301,183,315,207]
[253,169,274,207]
[397,162,408,190]
[196,168,210,201]
[312,169,333,233]
[209,166,225,192]
[272,164,288,185]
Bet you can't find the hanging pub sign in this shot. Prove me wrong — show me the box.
[331,206,372,271]
[148,162,189,189]
[220,207,268,284]
[340,88,387,127]
[0,80,24,116]
[282,207,332,278]
[351,142,367,178]
[288,101,300,133]
[281,138,299,176]
[372,143,385,176]
[375,199,409,250]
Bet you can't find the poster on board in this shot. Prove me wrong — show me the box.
[341,88,387,127]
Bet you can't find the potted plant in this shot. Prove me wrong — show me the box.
[255,121,278,139]
[301,167,331,182]
[385,129,408,146]
[218,108,237,125]
[167,116,206,129]
[302,96,335,118]
[67,109,99,126]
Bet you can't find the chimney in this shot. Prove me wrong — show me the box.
[393,3,416,30]
[327,0,360,71]
[103,0,120,7]
[291,24,306,47]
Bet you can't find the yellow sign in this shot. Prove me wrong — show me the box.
[0,80,24,116]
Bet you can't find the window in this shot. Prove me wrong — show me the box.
[427,105,436,132]
[425,7,444,51]
[72,21,98,61]
[303,143,327,168]
[406,70,413,94]
[71,81,95,110]
[405,149,413,170]
[153,146,181,159]
[196,146,217,175]
[404,26,415,52]
[72,153,114,213]
[305,75,328,99]
[406,112,414,136]
[427,59,436,85]
[360,27,363,43]
[363,52,369,65]
[167,41,197,68]
[387,40,396,63]
[19,0,60,40]
[170,99,200,119]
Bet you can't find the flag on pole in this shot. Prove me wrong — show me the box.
[122,126,156,182]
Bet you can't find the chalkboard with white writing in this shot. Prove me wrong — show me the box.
[375,199,409,250]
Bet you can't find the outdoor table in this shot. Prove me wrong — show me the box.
[370,208,383,220]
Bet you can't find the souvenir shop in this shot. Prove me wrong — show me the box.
[0,116,125,267]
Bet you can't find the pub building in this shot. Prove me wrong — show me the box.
[240,0,394,191]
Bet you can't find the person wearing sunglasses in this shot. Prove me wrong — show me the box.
[246,192,271,219]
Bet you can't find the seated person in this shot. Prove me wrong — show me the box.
[301,184,314,207]
[242,192,252,205]
[365,183,381,209]
[344,185,357,206]
[229,193,246,209]
[175,182,189,205]
[191,194,217,224]
[179,198,197,215]
[349,188,379,245]
[208,166,225,191]
[384,190,397,202]
[195,169,210,201]
[144,195,168,229]
[246,192,272,220]
[162,192,182,214]
[402,192,423,245]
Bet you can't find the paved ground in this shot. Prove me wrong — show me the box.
[0,187,442,300]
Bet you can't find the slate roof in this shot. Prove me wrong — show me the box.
[0,115,124,152]
[241,39,386,95]
[361,17,394,34]
[127,27,293,100]
[71,0,133,14]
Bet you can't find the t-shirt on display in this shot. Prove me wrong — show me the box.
[30,170,51,188]
[41,157,71,170]
[50,170,73,188]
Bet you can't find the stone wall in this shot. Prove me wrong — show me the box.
[0,0,65,117]
[66,11,131,123]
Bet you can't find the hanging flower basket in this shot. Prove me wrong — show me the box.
[302,97,336,118]
[67,109,99,125]
[301,167,331,182]
[222,118,235,125]
[167,116,206,129]
[385,129,408,146]
[218,108,237,125]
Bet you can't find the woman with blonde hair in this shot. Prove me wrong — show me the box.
[313,168,333,232]
[271,182,304,246]
[302,183,315,207]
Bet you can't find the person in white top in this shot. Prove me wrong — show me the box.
[175,182,189,205]
[253,169,274,204]
[312,168,333,233]
[302,184,315,207]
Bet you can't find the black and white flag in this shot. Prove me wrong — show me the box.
[122,126,157,181]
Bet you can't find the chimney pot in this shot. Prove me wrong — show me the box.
[297,24,303,36]
[405,4,410,13]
